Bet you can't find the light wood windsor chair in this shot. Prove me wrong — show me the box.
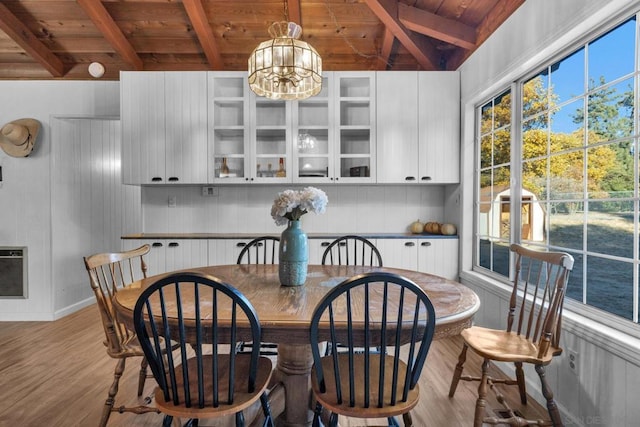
[84,244,169,426]
[448,243,574,426]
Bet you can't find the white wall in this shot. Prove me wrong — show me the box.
[458,1,640,425]
[51,118,141,316]
[0,81,121,320]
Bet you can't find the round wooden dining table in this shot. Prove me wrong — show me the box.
[113,264,480,427]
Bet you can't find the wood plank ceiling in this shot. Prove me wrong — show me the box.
[0,0,524,80]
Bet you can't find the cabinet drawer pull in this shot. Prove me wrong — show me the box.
[404,242,415,247]
[168,177,179,182]
[421,176,432,181]
[421,241,432,247]
[405,176,416,181]
[236,243,246,248]
[168,242,179,247]
[320,242,330,247]
[338,241,347,247]
[151,177,162,182]
[152,242,163,247]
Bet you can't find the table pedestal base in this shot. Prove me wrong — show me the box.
[273,343,314,427]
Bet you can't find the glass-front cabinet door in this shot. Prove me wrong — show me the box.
[251,96,292,183]
[334,72,376,183]
[208,72,250,183]
[292,73,334,183]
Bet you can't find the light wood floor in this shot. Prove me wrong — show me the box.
[0,305,549,426]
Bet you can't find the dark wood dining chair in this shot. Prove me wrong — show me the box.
[236,236,280,265]
[321,235,383,267]
[448,243,574,426]
[236,236,280,356]
[309,272,436,427]
[133,272,274,427]
[83,244,163,427]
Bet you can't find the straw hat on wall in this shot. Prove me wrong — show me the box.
[0,118,40,157]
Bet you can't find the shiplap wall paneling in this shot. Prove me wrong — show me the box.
[51,118,141,314]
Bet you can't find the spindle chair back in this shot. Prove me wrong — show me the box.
[309,272,436,427]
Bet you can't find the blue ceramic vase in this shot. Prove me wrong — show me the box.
[278,220,308,286]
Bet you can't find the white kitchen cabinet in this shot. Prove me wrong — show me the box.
[376,237,459,280]
[208,238,259,265]
[121,72,164,185]
[292,74,335,184]
[376,71,460,184]
[208,72,251,183]
[122,239,209,277]
[121,71,209,185]
[376,71,419,183]
[418,72,460,183]
[334,72,377,183]
[417,238,459,280]
[250,94,293,183]
[375,239,419,271]
[209,71,293,184]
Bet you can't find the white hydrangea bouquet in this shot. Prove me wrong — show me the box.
[271,187,328,226]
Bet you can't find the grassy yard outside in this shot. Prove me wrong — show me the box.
[480,210,636,321]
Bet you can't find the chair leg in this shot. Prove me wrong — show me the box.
[162,415,173,427]
[329,413,339,427]
[473,359,490,427]
[401,412,412,426]
[536,364,563,427]
[235,410,245,427]
[312,402,323,427]
[99,358,126,427]
[260,393,274,427]
[514,361,527,405]
[138,356,148,396]
[449,343,468,397]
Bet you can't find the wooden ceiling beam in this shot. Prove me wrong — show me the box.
[363,0,440,70]
[398,3,476,50]
[76,0,143,71]
[378,28,394,70]
[182,0,223,70]
[0,3,65,77]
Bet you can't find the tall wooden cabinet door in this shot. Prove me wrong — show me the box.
[417,239,459,280]
[376,71,419,184]
[164,72,209,184]
[376,239,418,270]
[418,72,460,183]
[121,72,166,184]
